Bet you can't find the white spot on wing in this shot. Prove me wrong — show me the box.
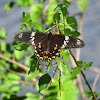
[31,41,35,45]
[61,40,67,48]
[65,36,69,41]
[18,33,23,38]
[30,32,36,45]
[31,32,36,37]
[31,37,35,41]
[61,36,69,49]
[77,39,81,45]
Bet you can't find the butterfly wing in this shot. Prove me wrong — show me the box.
[60,35,85,49]
[14,31,48,46]
[14,31,85,60]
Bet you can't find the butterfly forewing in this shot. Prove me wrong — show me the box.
[61,36,85,49]
[14,31,33,44]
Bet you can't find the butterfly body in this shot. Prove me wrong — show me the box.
[14,31,85,60]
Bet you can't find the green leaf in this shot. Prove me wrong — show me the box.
[46,1,57,25]
[77,0,88,12]
[14,42,29,51]
[66,17,77,31]
[29,3,43,22]
[39,73,51,91]
[11,86,21,92]
[0,59,9,68]
[26,47,34,54]
[54,2,69,11]
[32,22,45,32]
[26,20,32,30]
[95,92,100,96]
[20,24,27,31]
[4,51,12,58]
[29,3,43,13]
[53,13,61,23]
[1,93,11,100]
[21,12,30,22]
[72,31,80,37]
[60,49,70,61]
[0,41,6,52]
[82,62,93,70]
[85,91,92,97]
[7,73,21,80]
[4,2,14,11]
[25,92,40,100]
[29,69,39,79]
[28,55,39,74]
[14,49,24,60]
[0,28,7,39]
[67,0,71,2]
[77,61,93,70]
[15,0,34,7]
[64,29,72,35]
[25,56,31,66]
[4,80,19,87]
[24,75,33,82]
[58,80,78,100]
[77,61,83,66]
[56,58,71,78]
[61,7,68,17]
[61,62,71,78]
[65,30,80,37]
[70,67,81,78]
[0,85,10,92]
[85,91,100,97]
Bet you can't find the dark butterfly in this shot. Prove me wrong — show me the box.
[14,31,85,60]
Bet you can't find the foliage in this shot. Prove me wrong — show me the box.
[0,0,98,100]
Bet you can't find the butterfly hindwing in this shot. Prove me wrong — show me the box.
[34,33,63,60]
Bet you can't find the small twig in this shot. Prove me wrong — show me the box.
[43,66,58,98]
[0,54,30,71]
[69,50,97,100]
[93,73,99,92]
[0,75,34,85]
[45,25,56,32]
[0,54,43,82]
[7,68,29,76]
[69,52,86,100]
[58,70,61,96]
[89,67,100,74]
[55,19,59,34]
[90,73,99,100]
[76,12,86,100]
[85,10,100,20]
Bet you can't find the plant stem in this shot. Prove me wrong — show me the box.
[69,50,97,100]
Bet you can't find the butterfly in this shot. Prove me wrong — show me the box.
[14,31,85,60]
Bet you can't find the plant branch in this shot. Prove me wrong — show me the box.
[69,50,97,100]
[90,73,99,100]
[43,66,58,98]
[0,53,43,82]
[0,75,34,85]
[0,54,30,71]
[74,12,86,100]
